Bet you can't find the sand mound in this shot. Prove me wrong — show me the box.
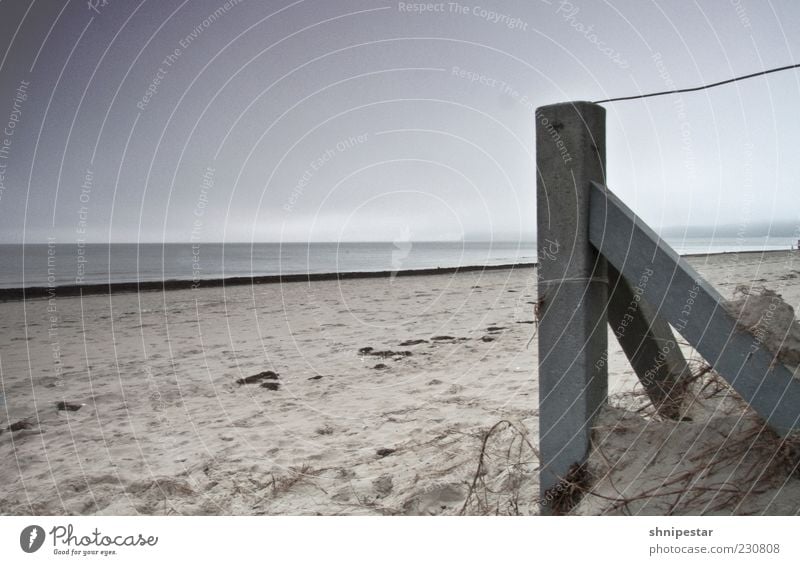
[574,371,800,515]
[726,285,800,370]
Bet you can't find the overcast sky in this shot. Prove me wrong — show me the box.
[0,0,798,243]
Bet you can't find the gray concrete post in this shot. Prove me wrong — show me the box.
[536,102,608,512]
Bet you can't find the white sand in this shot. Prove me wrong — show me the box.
[1,251,799,515]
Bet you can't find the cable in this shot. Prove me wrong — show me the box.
[593,62,800,104]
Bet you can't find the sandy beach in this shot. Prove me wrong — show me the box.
[1,250,799,515]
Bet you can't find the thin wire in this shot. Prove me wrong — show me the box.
[593,63,800,104]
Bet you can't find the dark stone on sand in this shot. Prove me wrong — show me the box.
[237,371,279,385]
[8,419,33,432]
[507,290,518,292]
[309,375,324,380]
[427,379,443,385]
[373,363,388,370]
[481,336,495,342]
[381,350,412,358]
[360,348,412,358]
[56,401,82,411]
[516,320,535,324]
[486,326,506,332]
[260,382,280,391]
[376,448,396,457]
[399,339,428,346]
[430,336,455,341]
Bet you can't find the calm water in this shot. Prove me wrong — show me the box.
[669,236,796,256]
[0,237,794,289]
[0,241,535,289]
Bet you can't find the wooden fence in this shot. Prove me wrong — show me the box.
[536,101,800,513]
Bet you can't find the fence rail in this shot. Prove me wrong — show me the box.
[590,181,800,434]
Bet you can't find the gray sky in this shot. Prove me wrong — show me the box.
[0,0,798,243]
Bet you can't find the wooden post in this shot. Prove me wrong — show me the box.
[536,102,607,513]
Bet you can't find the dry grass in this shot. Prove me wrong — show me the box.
[459,420,539,515]
[580,365,800,515]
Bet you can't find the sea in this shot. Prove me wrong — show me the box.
[0,237,795,289]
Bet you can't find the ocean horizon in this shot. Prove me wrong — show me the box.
[0,237,795,289]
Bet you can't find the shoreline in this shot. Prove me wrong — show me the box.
[0,262,537,301]
[680,248,797,258]
[1,248,795,302]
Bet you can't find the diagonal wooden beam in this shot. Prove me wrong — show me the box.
[607,263,690,419]
[589,182,800,435]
